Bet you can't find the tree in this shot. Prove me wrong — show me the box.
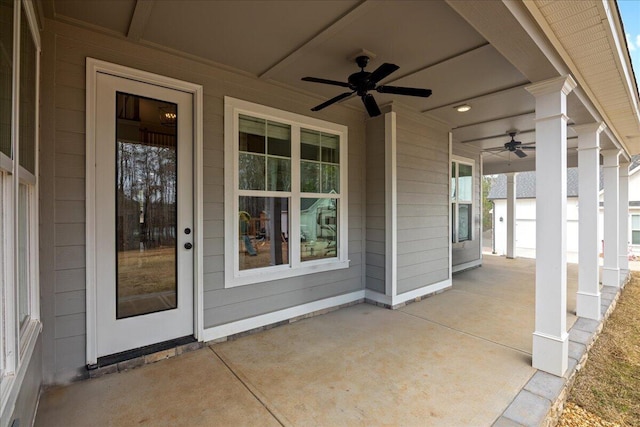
[482,176,495,232]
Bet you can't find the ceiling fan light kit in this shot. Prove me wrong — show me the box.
[302,55,432,117]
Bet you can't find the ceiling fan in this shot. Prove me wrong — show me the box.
[485,131,535,158]
[301,55,432,117]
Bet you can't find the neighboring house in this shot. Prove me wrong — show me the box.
[600,158,640,258]
[1,1,639,426]
[489,159,640,259]
[489,169,581,258]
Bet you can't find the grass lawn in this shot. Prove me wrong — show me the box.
[118,246,176,297]
[558,272,640,427]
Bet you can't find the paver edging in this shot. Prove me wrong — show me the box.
[495,271,630,427]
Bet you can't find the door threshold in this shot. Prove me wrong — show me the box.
[87,336,201,378]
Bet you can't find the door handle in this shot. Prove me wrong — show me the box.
[184,242,193,250]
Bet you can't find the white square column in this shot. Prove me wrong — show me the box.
[573,123,605,320]
[602,149,621,287]
[526,75,576,377]
[506,172,517,259]
[619,162,630,273]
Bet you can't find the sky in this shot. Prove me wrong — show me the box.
[619,0,640,88]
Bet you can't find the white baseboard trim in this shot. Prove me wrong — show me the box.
[365,278,452,307]
[393,279,451,306]
[452,259,482,274]
[202,290,366,342]
[364,289,392,306]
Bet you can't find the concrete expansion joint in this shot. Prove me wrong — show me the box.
[496,280,627,427]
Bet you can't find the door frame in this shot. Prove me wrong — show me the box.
[85,58,204,365]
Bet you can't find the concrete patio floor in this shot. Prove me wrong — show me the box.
[35,255,581,426]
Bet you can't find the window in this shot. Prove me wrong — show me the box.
[451,157,474,243]
[225,97,348,287]
[632,215,640,245]
[0,0,40,414]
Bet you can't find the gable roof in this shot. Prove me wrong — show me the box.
[488,154,640,200]
[487,168,580,200]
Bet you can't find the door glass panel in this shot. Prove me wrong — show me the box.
[116,92,178,319]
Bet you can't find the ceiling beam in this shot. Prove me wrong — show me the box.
[383,42,490,84]
[258,0,373,80]
[461,129,535,144]
[421,81,530,113]
[127,0,155,42]
[452,111,535,131]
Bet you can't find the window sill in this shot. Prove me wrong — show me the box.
[226,258,350,288]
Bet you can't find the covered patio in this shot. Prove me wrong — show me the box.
[36,256,606,426]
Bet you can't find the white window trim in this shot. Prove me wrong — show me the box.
[224,97,349,288]
[1,0,42,421]
[631,214,640,246]
[451,155,475,245]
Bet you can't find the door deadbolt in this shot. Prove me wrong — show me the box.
[184,228,191,235]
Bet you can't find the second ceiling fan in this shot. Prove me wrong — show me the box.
[302,55,432,117]
[485,131,536,158]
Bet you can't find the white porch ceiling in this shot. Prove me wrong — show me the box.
[41,0,639,173]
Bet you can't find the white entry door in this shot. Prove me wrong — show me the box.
[94,72,194,357]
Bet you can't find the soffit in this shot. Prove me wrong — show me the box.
[529,0,640,155]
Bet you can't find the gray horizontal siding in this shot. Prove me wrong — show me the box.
[41,20,366,383]
[395,113,449,294]
[365,116,387,293]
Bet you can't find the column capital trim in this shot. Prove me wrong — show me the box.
[525,75,577,97]
[571,122,606,136]
[576,145,600,152]
[533,113,570,123]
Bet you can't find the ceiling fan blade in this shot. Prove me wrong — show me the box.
[362,94,381,117]
[484,147,506,152]
[302,77,351,88]
[514,149,527,158]
[311,92,354,111]
[520,146,536,150]
[368,63,400,84]
[376,85,432,97]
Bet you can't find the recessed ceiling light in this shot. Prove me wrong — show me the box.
[455,104,471,112]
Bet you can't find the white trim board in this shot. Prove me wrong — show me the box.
[366,278,452,307]
[452,259,482,274]
[201,291,365,342]
[85,58,204,364]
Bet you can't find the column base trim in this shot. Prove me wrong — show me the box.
[576,291,601,320]
[532,331,568,377]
